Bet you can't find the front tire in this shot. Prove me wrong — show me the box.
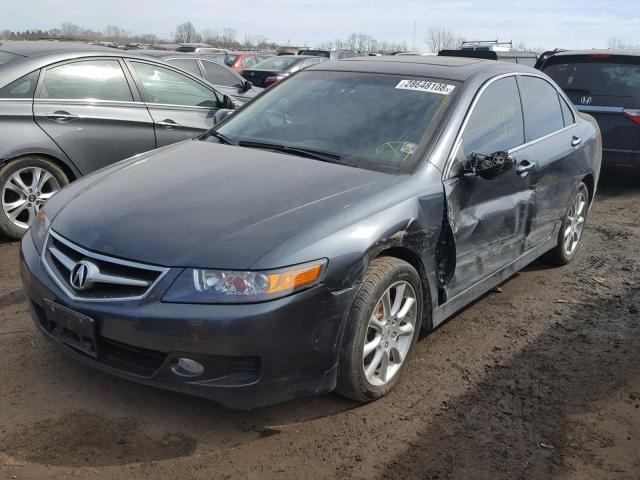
[546,182,589,266]
[336,257,423,403]
[0,156,68,240]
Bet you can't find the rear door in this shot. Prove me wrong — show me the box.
[33,58,156,174]
[515,75,585,248]
[542,54,640,166]
[444,76,536,298]
[126,60,224,147]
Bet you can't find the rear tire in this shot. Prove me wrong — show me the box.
[545,182,589,266]
[0,156,68,240]
[336,257,423,403]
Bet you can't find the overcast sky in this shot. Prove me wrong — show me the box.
[3,0,638,50]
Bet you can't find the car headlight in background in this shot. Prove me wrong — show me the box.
[163,259,327,304]
[30,209,50,254]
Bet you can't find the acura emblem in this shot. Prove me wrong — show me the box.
[70,260,96,290]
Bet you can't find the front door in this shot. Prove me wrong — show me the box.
[33,58,156,175]
[444,76,536,298]
[127,61,222,147]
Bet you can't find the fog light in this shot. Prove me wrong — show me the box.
[171,357,204,377]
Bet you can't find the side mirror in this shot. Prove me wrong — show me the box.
[464,151,515,180]
[212,109,234,125]
[241,80,253,91]
[221,95,238,110]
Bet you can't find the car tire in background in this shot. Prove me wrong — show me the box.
[336,257,423,403]
[0,156,68,240]
[546,182,590,266]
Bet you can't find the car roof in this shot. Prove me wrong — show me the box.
[0,40,114,56]
[0,42,216,89]
[307,55,535,82]
[550,49,640,58]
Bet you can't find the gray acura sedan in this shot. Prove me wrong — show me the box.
[20,56,601,409]
[0,42,236,239]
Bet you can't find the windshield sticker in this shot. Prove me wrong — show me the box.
[395,80,455,95]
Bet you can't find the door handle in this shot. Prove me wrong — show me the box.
[516,160,536,177]
[157,120,181,129]
[571,136,582,147]
[45,111,79,123]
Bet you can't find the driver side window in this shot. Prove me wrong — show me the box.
[130,61,221,108]
[460,76,524,160]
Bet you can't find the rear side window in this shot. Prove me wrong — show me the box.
[460,76,524,157]
[0,70,40,98]
[40,60,133,102]
[518,76,564,141]
[201,60,242,87]
[543,57,640,97]
[166,58,202,77]
[130,61,220,108]
[559,95,575,126]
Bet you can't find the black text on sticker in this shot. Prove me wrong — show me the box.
[395,80,455,95]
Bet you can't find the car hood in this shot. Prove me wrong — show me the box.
[51,140,399,269]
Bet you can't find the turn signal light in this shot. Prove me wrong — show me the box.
[266,264,322,293]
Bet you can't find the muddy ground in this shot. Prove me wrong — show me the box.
[0,172,638,479]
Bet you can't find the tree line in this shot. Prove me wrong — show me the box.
[3,21,634,54]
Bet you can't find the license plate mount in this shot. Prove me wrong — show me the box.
[43,300,98,358]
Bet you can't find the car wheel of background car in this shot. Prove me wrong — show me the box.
[546,182,589,266]
[0,156,68,239]
[336,257,423,403]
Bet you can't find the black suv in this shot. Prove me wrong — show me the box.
[538,50,640,170]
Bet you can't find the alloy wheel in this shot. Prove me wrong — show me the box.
[563,190,586,256]
[1,167,61,229]
[363,281,418,387]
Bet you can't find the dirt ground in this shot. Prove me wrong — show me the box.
[0,172,638,480]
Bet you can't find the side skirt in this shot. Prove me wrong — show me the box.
[432,232,558,329]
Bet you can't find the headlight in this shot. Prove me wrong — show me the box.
[30,209,50,254]
[163,260,327,304]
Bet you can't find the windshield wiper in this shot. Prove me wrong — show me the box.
[207,130,238,146]
[238,141,342,163]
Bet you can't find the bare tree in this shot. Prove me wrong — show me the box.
[222,27,236,45]
[607,37,640,49]
[175,21,202,43]
[60,22,81,38]
[425,27,463,53]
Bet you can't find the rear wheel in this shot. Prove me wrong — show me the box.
[0,157,68,239]
[336,257,423,403]
[546,182,589,265]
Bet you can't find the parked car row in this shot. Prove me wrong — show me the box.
[0,42,237,238]
[12,47,602,408]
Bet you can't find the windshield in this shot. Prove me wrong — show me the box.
[208,71,459,173]
[543,56,640,97]
[252,56,299,70]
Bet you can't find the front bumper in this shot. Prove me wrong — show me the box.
[20,231,355,409]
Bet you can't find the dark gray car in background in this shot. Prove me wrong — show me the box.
[0,42,236,239]
[20,56,601,409]
[537,50,640,170]
[140,50,263,103]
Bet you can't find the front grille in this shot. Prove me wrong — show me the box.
[42,231,169,301]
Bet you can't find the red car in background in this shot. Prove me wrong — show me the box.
[209,52,269,73]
